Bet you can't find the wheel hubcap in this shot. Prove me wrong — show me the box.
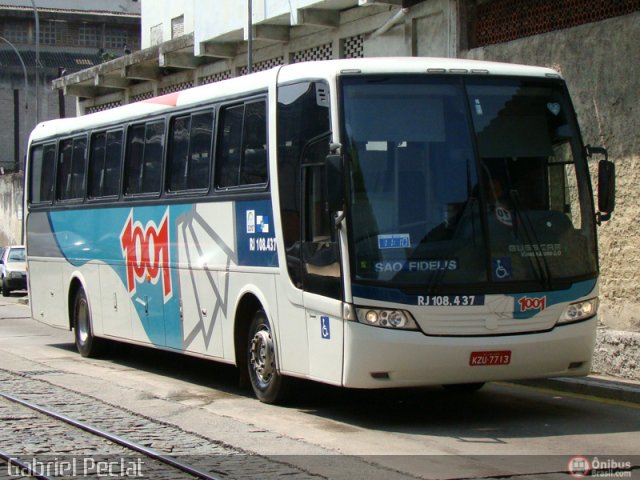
[76,299,89,344]
[250,328,274,385]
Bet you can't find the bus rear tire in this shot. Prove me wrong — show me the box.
[73,288,103,358]
[247,310,288,404]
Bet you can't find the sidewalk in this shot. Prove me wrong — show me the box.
[513,375,640,404]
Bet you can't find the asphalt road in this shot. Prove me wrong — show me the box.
[0,293,638,479]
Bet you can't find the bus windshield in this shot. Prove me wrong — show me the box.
[342,75,597,292]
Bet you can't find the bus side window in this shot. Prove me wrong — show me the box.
[124,124,145,195]
[216,99,267,190]
[88,132,107,198]
[125,121,164,196]
[276,81,337,298]
[56,136,86,201]
[70,137,87,199]
[302,141,340,275]
[216,105,244,189]
[90,130,123,199]
[240,101,267,186]
[141,121,165,194]
[188,111,213,190]
[167,111,213,193]
[104,130,123,197]
[29,143,56,204]
[168,115,191,192]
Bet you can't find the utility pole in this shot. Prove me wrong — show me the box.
[31,0,40,125]
[247,0,253,74]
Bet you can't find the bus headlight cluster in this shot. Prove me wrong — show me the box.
[356,308,418,330]
[558,297,599,325]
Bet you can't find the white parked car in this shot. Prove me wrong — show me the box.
[0,245,27,296]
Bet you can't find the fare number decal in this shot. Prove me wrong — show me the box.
[417,295,484,306]
[120,209,172,302]
[249,237,277,252]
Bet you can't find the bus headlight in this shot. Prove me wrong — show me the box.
[356,308,418,330]
[558,297,599,325]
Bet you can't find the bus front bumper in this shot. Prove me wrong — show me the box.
[342,317,597,389]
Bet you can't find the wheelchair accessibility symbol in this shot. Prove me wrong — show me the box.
[321,316,331,340]
[492,257,512,281]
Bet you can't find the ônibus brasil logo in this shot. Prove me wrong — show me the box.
[120,209,172,302]
[568,456,591,478]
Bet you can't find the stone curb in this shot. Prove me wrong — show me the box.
[512,376,640,404]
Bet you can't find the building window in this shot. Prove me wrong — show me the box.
[171,15,184,39]
[78,24,98,47]
[3,22,29,44]
[342,34,364,59]
[292,43,333,63]
[39,21,57,45]
[105,28,127,49]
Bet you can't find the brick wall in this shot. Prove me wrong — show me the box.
[464,11,640,331]
[467,0,640,48]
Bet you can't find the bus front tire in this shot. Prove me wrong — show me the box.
[247,310,288,404]
[73,288,103,358]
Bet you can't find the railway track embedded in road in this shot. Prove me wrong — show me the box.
[0,391,224,480]
[0,368,321,480]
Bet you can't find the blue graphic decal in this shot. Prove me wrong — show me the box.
[353,279,597,316]
[235,200,278,267]
[510,279,597,319]
[48,205,192,349]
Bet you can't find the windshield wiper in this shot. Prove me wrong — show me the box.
[509,190,552,290]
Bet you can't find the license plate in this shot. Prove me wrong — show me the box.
[469,350,511,366]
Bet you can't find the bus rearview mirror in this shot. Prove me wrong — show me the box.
[598,159,615,221]
[325,154,345,214]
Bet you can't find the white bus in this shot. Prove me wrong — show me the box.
[25,58,615,403]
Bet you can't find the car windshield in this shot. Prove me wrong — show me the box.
[341,75,597,292]
[8,248,25,262]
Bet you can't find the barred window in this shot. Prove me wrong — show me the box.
[171,15,184,39]
[39,21,57,45]
[105,28,127,49]
[78,24,98,47]
[4,22,29,44]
